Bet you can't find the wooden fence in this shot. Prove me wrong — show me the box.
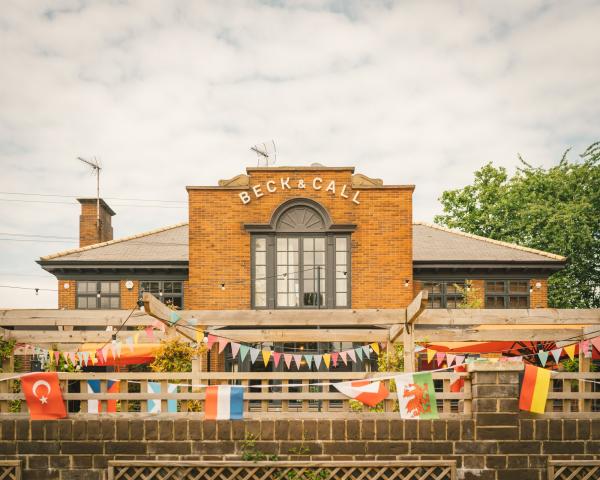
[0,371,471,418]
[108,461,457,480]
[545,372,600,416]
[547,460,600,480]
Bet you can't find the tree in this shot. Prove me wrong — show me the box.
[434,142,600,308]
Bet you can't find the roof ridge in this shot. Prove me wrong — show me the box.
[40,222,189,261]
[413,221,566,261]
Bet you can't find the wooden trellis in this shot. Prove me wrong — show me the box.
[548,460,600,480]
[0,461,20,480]
[108,461,456,480]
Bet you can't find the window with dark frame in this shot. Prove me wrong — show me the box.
[76,281,120,309]
[422,281,465,308]
[485,280,529,308]
[140,281,184,309]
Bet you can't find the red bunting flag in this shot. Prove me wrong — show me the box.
[21,372,67,420]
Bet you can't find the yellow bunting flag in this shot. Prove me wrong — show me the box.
[564,344,576,361]
[262,350,271,367]
[323,353,331,368]
[134,332,140,344]
[427,349,436,364]
[196,329,204,345]
[370,343,380,355]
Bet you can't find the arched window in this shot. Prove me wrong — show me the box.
[248,200,353,309]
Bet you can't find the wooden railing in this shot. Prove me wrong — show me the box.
[544,372,600,416]
[0,371,471,418]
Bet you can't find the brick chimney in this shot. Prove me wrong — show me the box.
[77,198,115,247]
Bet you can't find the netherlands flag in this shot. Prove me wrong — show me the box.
[204,385,244,420]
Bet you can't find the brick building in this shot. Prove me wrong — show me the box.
[38,165,565,370]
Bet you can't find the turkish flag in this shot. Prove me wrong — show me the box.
[21,372,67,420]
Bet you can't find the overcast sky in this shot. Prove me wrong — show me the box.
[1,0,599,309]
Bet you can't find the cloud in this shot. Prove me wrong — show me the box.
[1,0,599,307]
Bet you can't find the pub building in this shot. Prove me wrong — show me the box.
[38,165,565,373]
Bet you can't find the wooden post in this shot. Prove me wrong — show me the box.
[579,339,591,413]
[402,328,415,373]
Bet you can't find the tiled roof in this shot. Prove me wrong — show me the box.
[40,221,565,264]
[40,223,188,262]
[413,222,565,262]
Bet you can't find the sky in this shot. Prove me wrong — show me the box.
[1,0,599,308]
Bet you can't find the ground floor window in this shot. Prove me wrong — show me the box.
[140,281,184,309]
[485,280,529,308]
[76,281,120,309]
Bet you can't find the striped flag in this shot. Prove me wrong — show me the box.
[519,364,551,414]
[87,380,119,413]
[333,380,389,407]
[205,385,244,420]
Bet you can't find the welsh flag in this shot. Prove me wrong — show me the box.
[394,372,438,419]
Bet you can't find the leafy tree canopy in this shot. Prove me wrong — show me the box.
[434,142,600,308]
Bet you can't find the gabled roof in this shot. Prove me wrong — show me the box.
[39,223,188,263]
[413,222,565,263]
[39,221,565,265]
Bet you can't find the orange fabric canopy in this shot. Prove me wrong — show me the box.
[79,343,162,366]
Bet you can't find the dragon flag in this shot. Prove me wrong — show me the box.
[394,372,439,419]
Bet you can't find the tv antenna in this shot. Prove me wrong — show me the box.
[251,140,277,167]
[77,156,102,231]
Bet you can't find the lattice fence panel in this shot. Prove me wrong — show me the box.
[550,463,600,480]
[0,461,20,480]
[110,463,454,480]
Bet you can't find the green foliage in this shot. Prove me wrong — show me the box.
[274,469,330,480]
[454,281,483,309]
[0,337,16,372]
[435,142,600,308]
[561,358,598,373]
[241,432,279,462]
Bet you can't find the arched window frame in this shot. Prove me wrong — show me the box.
[245,198,356,310]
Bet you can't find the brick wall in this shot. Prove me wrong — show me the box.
[188,168,414,310]
[57,280,76,309]
[78,200,114,248]
[2,364,599,480]
[530,279,548,308]
[119,280,139,309]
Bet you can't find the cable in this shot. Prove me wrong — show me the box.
[96,305,138,351]
[0,232,78,239]
[0,198,185,209]
[0,191,186,204]
[0,285,57,292]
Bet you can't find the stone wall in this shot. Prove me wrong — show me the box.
[1,364,599,480]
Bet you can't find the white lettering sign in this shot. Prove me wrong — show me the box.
[237,176,362,206]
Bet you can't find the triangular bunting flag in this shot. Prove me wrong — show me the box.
[95,349,104,364]
[82,351,90,366]
[249,348,260,364]
[168,311,181,325]
[196,329,204,346]
[152,319,166,332]
[304,354,313,368]
[134,332,140,344]
[126,336,134,353]
[284,354,293,369]
[331,351,339,368]
[54,351,60,365]
[187,317,198,326]
[239,345,250,362]
[218,338,229,354]
[580,340,591,358]
[362,345,371,358]
[537,351,549,367]
[355,347,363,361]
[427,349,436,364]
[347,349,356,363]
[447,354,456,366]
[455,355,465,366]
[551,348,562,363]
[323,353,331,368]
[293,354,303,369]
[314,355,322,369]
[114,341,122,358]
[339,351,348,365]
[436,352,446,367]
[273,352,282,368]
[564,344,575,361]
[262,350,271,367]
[370,343,380,355]
[230,342,241,358]
[591,337,600,354]
[206,335,217,350]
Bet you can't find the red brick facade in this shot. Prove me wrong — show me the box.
[187,167,414,310]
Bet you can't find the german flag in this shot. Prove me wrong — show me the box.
[519,364,551,413]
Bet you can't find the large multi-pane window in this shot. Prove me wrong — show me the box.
[77,281,120,309]
[485,280,529,308]
[140,281,184,309]
[251,205,351,309]
[422,281,465,308]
